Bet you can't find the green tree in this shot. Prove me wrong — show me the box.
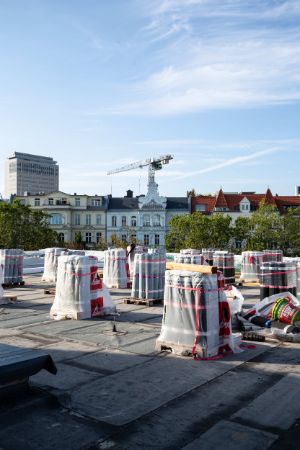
[165,214,191,252]
[232,216,251,252]
[280,207,300,255]
[247,201,282,250]
[0,200,57,250]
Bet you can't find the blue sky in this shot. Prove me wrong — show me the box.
[0,0,299,197]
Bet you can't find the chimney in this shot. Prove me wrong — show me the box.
[125,189,133,198]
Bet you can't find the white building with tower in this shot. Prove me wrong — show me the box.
[4,152,59,198]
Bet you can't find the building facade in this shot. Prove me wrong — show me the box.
[5,152,59,198]
[19,191,108,245]
[191,188,300,221]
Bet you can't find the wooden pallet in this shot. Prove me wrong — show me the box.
[123,297,162,307]
[2,281,25,289]
[0,294,18,305]
[44,288,56,295]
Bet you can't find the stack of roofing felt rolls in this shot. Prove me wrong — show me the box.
[50,254,115,320]
[42,248,68,283]
[103,248,128,288]
[259,261,297,300]
[131,250,166,300]
[240,251,264,282]
[213,251,235,286]
[0,249,24,284]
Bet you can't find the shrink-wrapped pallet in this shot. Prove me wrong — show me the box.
[260,261,297,300]
[202,249,214,266]
[156,270,220,358]
[297,263,300,300]
[131,252,166,300]
[103,248,128,288]
[0,264,4,297]
[174,254,204,265]
[240,251,264,282]
[213,251,235,286]
[50,255,116,320]
[0,249,24,284]
[42,248,67,282]
[262,249,283,263]
[180,249,202,255]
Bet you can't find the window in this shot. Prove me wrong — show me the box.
[144,234,149,245]
[195,204,205,212]
[86,214,91,225]
[153,214,161,226]
[122,234,127,242]
[34,198,40,206]
[122,216,127,227]
[112,216,117,227]
[155,234,160,245]
[75,214,80,225]
[61,198,67,205]
[131,216,137,227]
[75,198,81,206]
[49,213,64,225]
[143,214,150,226]
[48,198,54,205]
[58,232,64,242]
[85,232,92,243]
[96,214,101,225]
[96,232,102,243]
[92,198,101,206]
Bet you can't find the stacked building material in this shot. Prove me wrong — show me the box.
[240,251,264,282]
[131,251,166,300]
[263,250,283,263]
[174,254,204,264]
[156,270,220,358]
[103,248,128,289]
[0,249,24,284]
[202,249,214,266]
[42,248,67,283]
[180,249,202,255]
[50,255,116,320]
[260,261,297,300]
[213,251,235,286]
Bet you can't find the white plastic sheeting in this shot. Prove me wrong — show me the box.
[42,248,67,283]
[297,262,300,300]
[103,248,128,289]
[131,252,166,300]
[50,255,116,320]
[0,249,24,284]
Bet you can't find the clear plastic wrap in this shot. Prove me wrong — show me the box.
[213,251,235,285]
[103,248,128,289]
[50,255,116,320]
[262,249,283,262]
[297,262,300,300]
[240,251,264,282]
[156,270,221,358]
[0,249,24,284]
[260,261,297,300]
[131,251,166,300]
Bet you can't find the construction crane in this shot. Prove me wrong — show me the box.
[107,154,173,185]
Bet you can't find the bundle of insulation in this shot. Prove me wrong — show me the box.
[0,249,24,284]
[156,270,235,358]
[260,261,297,300]
[131,252,166,300]
[50,255,116,320]
[42,248,67,282]
[213,251,235,286]
[202,249,214,266]
[240,251,264,282]
[103,248,128,288]
[262,249,283,263]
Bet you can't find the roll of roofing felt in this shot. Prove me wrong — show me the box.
[259,261,297,300]
[262,250,283,263]
[240,251,264,282]
[213,251,235,286]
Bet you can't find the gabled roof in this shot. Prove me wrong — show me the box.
[214,189,228,209]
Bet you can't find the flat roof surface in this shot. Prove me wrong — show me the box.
[1,275,300,449]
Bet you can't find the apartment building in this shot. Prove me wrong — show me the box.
[5,152,59,197]
[19,191,108,245]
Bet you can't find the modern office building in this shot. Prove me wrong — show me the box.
[4,152,59,197]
